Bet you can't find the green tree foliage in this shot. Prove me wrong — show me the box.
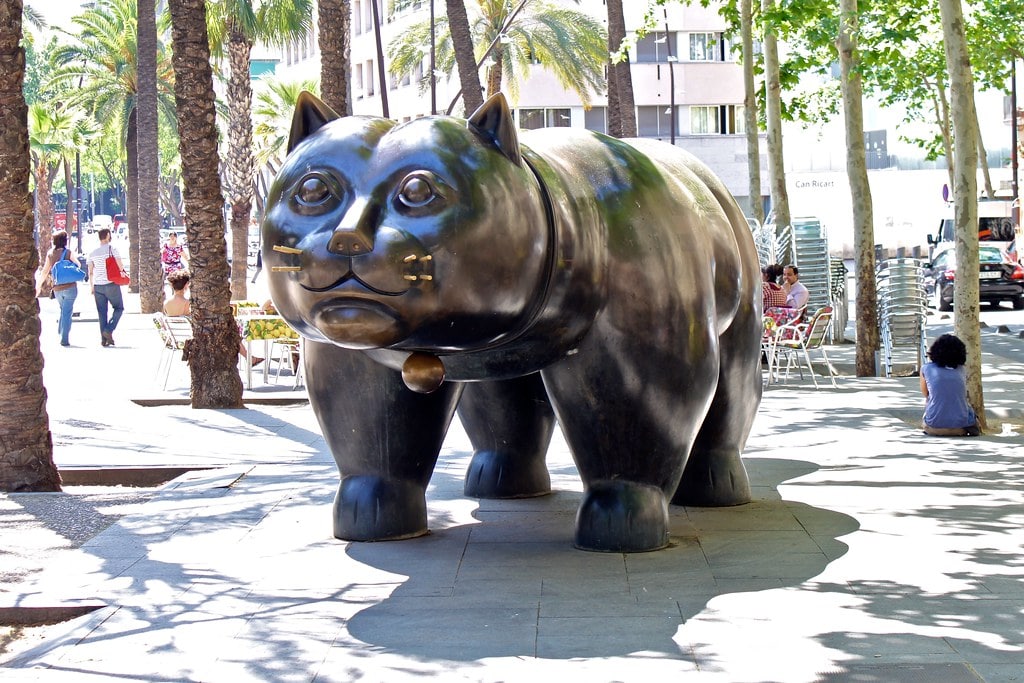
[388,0,608,105]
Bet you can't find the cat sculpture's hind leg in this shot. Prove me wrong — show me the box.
[673,311,759,507]
[459,373,554,499]
[304,341,462,541]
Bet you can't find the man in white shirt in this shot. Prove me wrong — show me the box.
[783,264,810,309]
[86,228,126,347]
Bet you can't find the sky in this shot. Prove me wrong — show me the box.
[33,2,87,35]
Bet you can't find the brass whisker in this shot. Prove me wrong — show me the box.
[420,255,432,261]
[418,274,433,281]
[403,274,418,281]
[403,254,418,262]
[271,266,303,272]
[273,245,303,255]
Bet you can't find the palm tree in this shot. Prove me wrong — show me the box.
[168,0,244,409]
[137,0,162,314]
[50,0,176,298]
[251,77,318,216]
[445,0,483,115]
[389,0,607,108]
[318,0,350,115]
[206,0,313,301]
[0,0,61,492]
[29,102,90,286]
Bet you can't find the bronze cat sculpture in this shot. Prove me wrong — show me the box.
[263,92,762,552]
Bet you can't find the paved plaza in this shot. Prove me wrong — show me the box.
[1,291,1022,682]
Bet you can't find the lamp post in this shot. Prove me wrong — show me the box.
[430,0,436,115]
[664,11,676,145]
[1011,58,1018,217]
[370,0,389,118]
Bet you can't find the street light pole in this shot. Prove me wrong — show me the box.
[430,0,436,115]
[664,11,676,145]
[1011,59,1018,213]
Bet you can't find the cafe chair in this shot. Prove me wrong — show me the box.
[772,305,837,389]
[154,313,194,390]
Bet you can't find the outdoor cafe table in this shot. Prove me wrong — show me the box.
[237,314,300,389]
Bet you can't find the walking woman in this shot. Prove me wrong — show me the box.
[38,230,80,347]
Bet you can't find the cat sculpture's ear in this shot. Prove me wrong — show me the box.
[467,93,522,166]
[288,91,341,153]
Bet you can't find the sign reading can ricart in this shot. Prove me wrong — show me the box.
[794,179,837,189]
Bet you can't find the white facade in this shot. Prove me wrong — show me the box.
[272,0,769,210]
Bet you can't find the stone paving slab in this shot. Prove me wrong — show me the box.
[1,294,1022,681]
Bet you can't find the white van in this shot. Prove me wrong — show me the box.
[90,214,113,234]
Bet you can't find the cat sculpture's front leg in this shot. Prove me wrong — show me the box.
[304,340,462,541]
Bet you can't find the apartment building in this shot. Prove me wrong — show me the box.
[272,0,768,214]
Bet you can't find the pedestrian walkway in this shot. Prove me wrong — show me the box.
[1,293,1022,682]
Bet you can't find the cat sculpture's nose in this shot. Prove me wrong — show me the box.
[328,197,376,256]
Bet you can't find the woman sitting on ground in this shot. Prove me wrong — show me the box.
[920,333,980,436]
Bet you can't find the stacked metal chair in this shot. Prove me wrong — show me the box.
[875,258,928,378]
[789,217,832,314]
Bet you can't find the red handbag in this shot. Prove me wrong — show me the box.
[105,247,130,286]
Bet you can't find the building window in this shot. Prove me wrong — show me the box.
[354,1,362,35]
[519,108,571,129]
[637,105,676,138]
[584,107,607,134]
[690,105,744,134]
[689,32,730,62]
[354,64,364,98]
[635,31,675,63]
[366,60,375,96]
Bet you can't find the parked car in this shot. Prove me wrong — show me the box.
[924,245,1024,311]
[113,213,127,234]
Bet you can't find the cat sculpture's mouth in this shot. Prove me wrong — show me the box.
[309,297,408,349]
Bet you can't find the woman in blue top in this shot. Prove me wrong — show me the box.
[920,334,980,436]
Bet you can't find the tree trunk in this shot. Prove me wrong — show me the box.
[486,51,502,99]
[137,0,163,314]
[32,159,54,285]
[446,0,483,116]
[761,0,791,237]
[740,0,762,224]
[838,0,879,377]
[606,0,636,138]
[974,97,993,198]
[0,0,60,492]
[168,0,244,409]
[931,79,956,197]
[938,0,985,430]
[125,107,139,293]
[319,0,351,116]
[226,29,255,301]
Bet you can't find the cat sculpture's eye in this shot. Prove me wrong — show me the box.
[291,172,341,214]
[397,172,444,209]
[298,176,331,205]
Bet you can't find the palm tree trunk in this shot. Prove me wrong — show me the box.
[168,0,244,409]
[0,0,60,492]
[125,107,140,293]
[606,0,636,138]
[486,53,503,99]
[226,29,255,301]
[839,0,879,377]
[445,0,483,115]
[137,0,163,314]
[32,160,55,286]
[938,0,985,429]
[318,0,351,116]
